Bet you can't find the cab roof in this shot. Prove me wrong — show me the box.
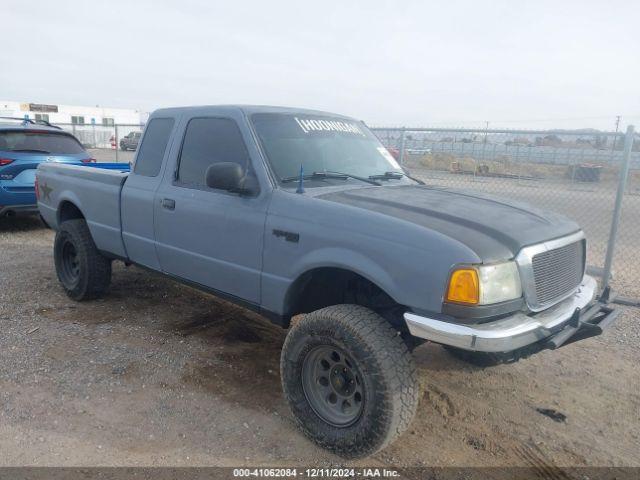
[150,105,357,121]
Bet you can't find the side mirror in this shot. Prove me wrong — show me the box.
[205,162,244,192]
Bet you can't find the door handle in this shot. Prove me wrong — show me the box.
[161,198,176,210]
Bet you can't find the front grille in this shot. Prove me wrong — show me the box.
[532,240,585,307]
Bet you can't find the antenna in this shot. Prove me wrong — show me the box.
[296,164,305,194]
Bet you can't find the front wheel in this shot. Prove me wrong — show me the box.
[281,305,419,458]
[54,219,112,301]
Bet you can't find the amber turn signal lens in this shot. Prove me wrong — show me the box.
[446,268,479,304]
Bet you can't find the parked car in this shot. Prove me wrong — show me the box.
[0,117,94,218]
[120,131,141,151]
[36,105,618,458]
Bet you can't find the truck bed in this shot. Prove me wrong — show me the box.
[37,163,130,258]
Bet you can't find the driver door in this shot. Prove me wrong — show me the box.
[153,116,266,304]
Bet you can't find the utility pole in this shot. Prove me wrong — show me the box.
[611,115,621,151]
[483,121,489,144]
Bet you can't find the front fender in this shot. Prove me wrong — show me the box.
[261,189,482,319]
[260,236,469,318]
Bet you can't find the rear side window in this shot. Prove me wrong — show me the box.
[0,131,85,154]
[134,118,174,177]
[177,118,250,187]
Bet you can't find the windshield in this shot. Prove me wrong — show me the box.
[251,113,409,187]
[0,130,85,154]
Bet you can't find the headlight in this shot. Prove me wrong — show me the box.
[446,261,522,305]
[477,261,522,304]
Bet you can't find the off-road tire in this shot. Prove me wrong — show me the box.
[54,219,111,301]
[281,305,419,458]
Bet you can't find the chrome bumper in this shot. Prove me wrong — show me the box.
[404,275,599,353]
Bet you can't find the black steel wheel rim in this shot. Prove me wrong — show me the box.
[301,345,365,427]
[60,239,80,286]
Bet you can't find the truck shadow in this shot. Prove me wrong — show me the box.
[111,265,287,413]
[0,216,45,232]
[414,343,481,373]
[176,309,286,413]
[47,262,475,415]
[39,261,287,414]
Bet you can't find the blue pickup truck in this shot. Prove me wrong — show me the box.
[36,105,618,458]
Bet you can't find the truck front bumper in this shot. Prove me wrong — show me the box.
[404,275,619,353]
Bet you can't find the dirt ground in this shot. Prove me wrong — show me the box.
[0,217,638,469]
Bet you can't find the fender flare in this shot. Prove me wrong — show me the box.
[281,247,401,316]
[56,191,86,226]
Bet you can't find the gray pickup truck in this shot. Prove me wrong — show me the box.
[119,131,141,151]
[37,105,618,458]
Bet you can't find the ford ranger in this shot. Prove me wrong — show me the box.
[36,106,618,458]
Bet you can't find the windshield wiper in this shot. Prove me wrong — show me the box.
[11,149,51,153]
[370,170,426,185]
[282,171,381,186]
[368,171,405,180]
[281,172,341,183]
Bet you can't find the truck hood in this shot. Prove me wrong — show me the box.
[316,184,580,262]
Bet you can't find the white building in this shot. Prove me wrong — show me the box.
[0,100,146,126]
[0,100,149,149]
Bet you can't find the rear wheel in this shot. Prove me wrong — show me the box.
[54,219,111,300]
[281,305,419,458]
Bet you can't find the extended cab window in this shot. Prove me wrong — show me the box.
[177,118,250,188]
[134,118,174,177]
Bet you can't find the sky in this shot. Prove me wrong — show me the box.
[2,0,639,130]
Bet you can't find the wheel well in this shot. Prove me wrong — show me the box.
[284,268,406,328]
[58,201,85,224]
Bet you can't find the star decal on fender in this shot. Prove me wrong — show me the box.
[40,183,53,201]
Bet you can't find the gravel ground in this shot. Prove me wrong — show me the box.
[0,217,638,469]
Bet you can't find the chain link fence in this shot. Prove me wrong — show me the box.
[54,123,144,164]
[371,126,639,301]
